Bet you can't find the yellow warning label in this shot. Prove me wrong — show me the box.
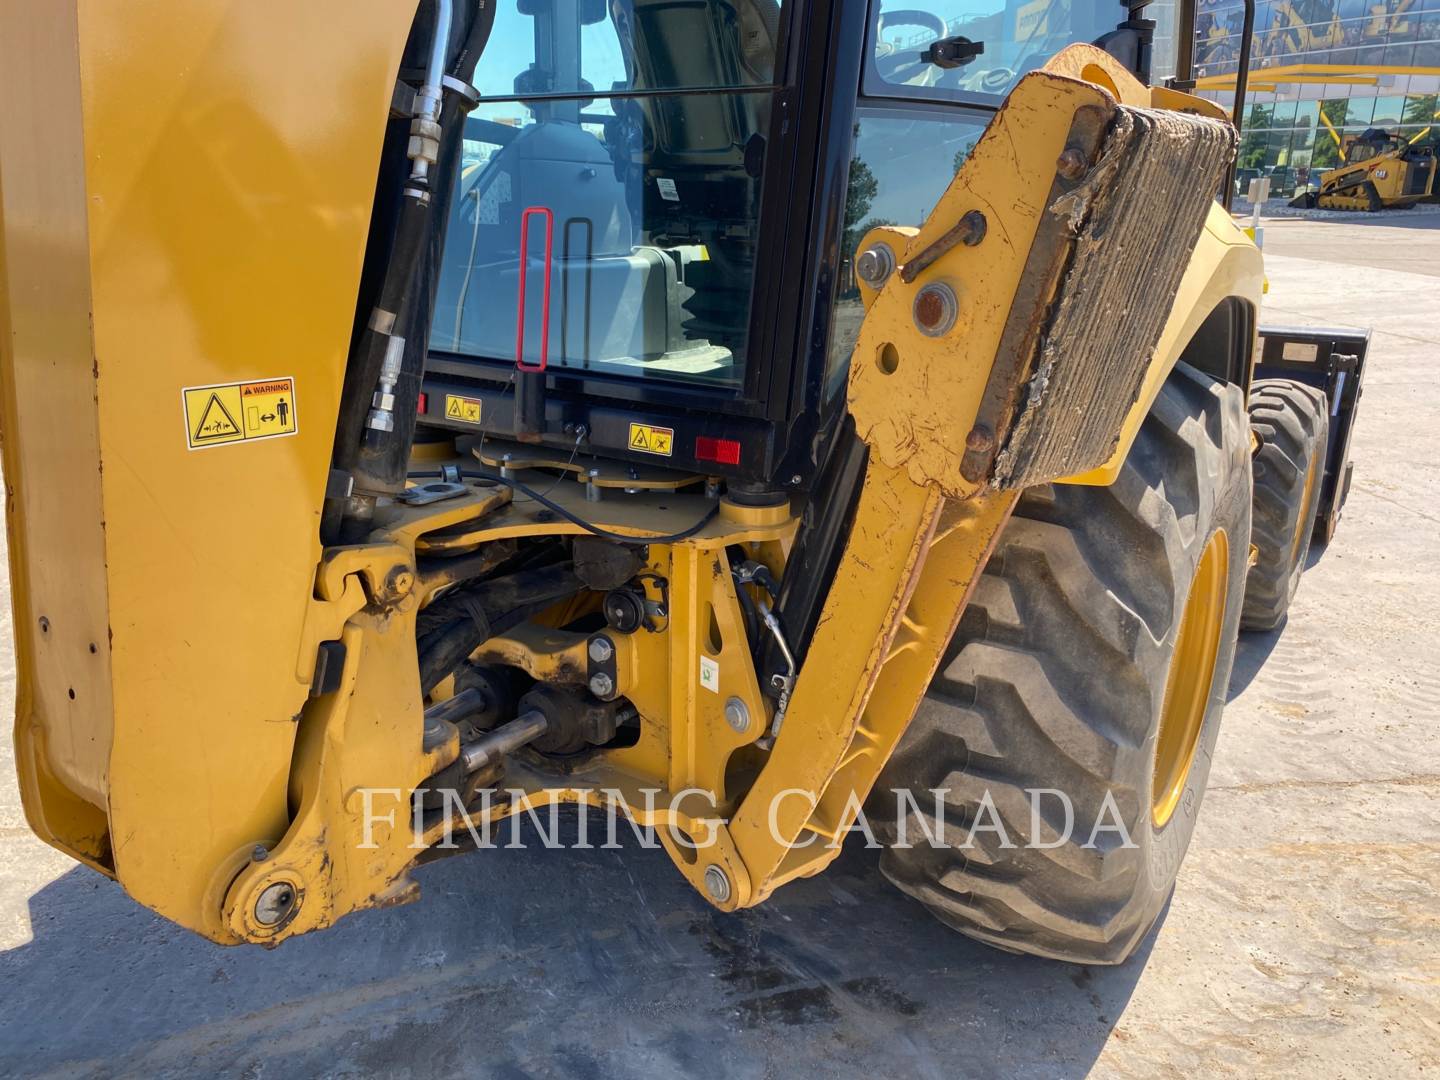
[185,387,244,446]
[445,394,483,424]
[183,376,297,450]
[628,422,674,457]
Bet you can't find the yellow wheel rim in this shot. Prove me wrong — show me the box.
[1151,529,1229,829]
[1290,446,1321,565]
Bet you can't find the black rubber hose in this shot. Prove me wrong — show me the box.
[416,560,573,637]
[407,470,720,544]
[417,566,583,693]
[360,0,500,488]
[732,573,761,655]
[331,1,500,507]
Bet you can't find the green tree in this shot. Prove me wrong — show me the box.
[842,128,882,271]
[1402,93,1439,127]
[844,156,879,237]
[1239,127,1269,170]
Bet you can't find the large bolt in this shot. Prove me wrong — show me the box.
[254,881,298,927]
[965,426,995,453]
[1056,147,1088,181]
[589,672,615,698]
[856,243,896,288]
[588,636,615,664]
[724,696,751,734]
[914,283,959,337]
[703,865,732,904]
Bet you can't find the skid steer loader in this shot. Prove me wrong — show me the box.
[1292,126,1439,211]
[0,0,1367,963]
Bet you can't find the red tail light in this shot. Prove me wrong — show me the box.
[695,435,741,465]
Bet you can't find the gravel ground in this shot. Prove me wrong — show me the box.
[1234,198,1440,223]
[1,215,1437,1079]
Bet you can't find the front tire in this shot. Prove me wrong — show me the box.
[872,361,1252,964]
[1240,379,1329,631]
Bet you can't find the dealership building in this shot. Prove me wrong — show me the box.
[1187,0,1440,195]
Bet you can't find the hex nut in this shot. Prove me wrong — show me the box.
[254,881,298,927]
[724,696,751,734]
[914,283,959,337]
[588,636,615,664]
[703,865,732,903]
[1056,147,1088,181]
[589,672,615,698]
[856,244,896,288]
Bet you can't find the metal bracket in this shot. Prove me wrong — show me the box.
[397,480,470,506]
[958,103,1114,485]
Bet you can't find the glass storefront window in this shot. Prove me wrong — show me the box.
[1343,96,1375,126]
[1319,98,1349,127]
[1371,95,1405,127]
[1294,99,1320,135]
[1353,42,1387,67]
[1386,0,1423,42]
[1290,132,1316,186]
[1384,40,1418,63]
[1417,13,1440,64]
[1312,130,1342,167]
[1178,0,1439,176]
[1403,92,1440,127]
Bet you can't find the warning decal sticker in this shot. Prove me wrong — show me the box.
[183,377,298,450]
[699,655,720,694]
[628,422,674,457]
[445,394,483,424]
[189,390,242,445]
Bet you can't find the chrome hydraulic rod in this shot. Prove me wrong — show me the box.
[458,710,549,774]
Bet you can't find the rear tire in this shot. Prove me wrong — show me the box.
[1241,380,1329,631]
[872,361,1252,965]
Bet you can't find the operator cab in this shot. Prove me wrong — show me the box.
[418,0,1170,487]
[1344,129,1406,164]
[431,0,777,387]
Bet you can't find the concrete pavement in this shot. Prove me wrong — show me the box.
[1,214,1437,1078]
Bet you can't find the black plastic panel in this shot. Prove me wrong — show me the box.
[1254,324,1370,542]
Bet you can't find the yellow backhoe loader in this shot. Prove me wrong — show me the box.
[0,0,1367,965]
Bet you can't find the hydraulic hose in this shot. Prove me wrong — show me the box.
[407,469,721,544]
[413,0,454,162]
[416,565,584,694]
[328,0,499,541]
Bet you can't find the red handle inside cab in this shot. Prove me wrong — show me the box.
[515,206,554,373]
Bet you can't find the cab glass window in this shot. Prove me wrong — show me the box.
[434,0,784,390]
[864,0,1143,105]
[824,106,990,398]
[474,0,782,98]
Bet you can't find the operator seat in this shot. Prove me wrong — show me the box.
[436,93,699,369]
